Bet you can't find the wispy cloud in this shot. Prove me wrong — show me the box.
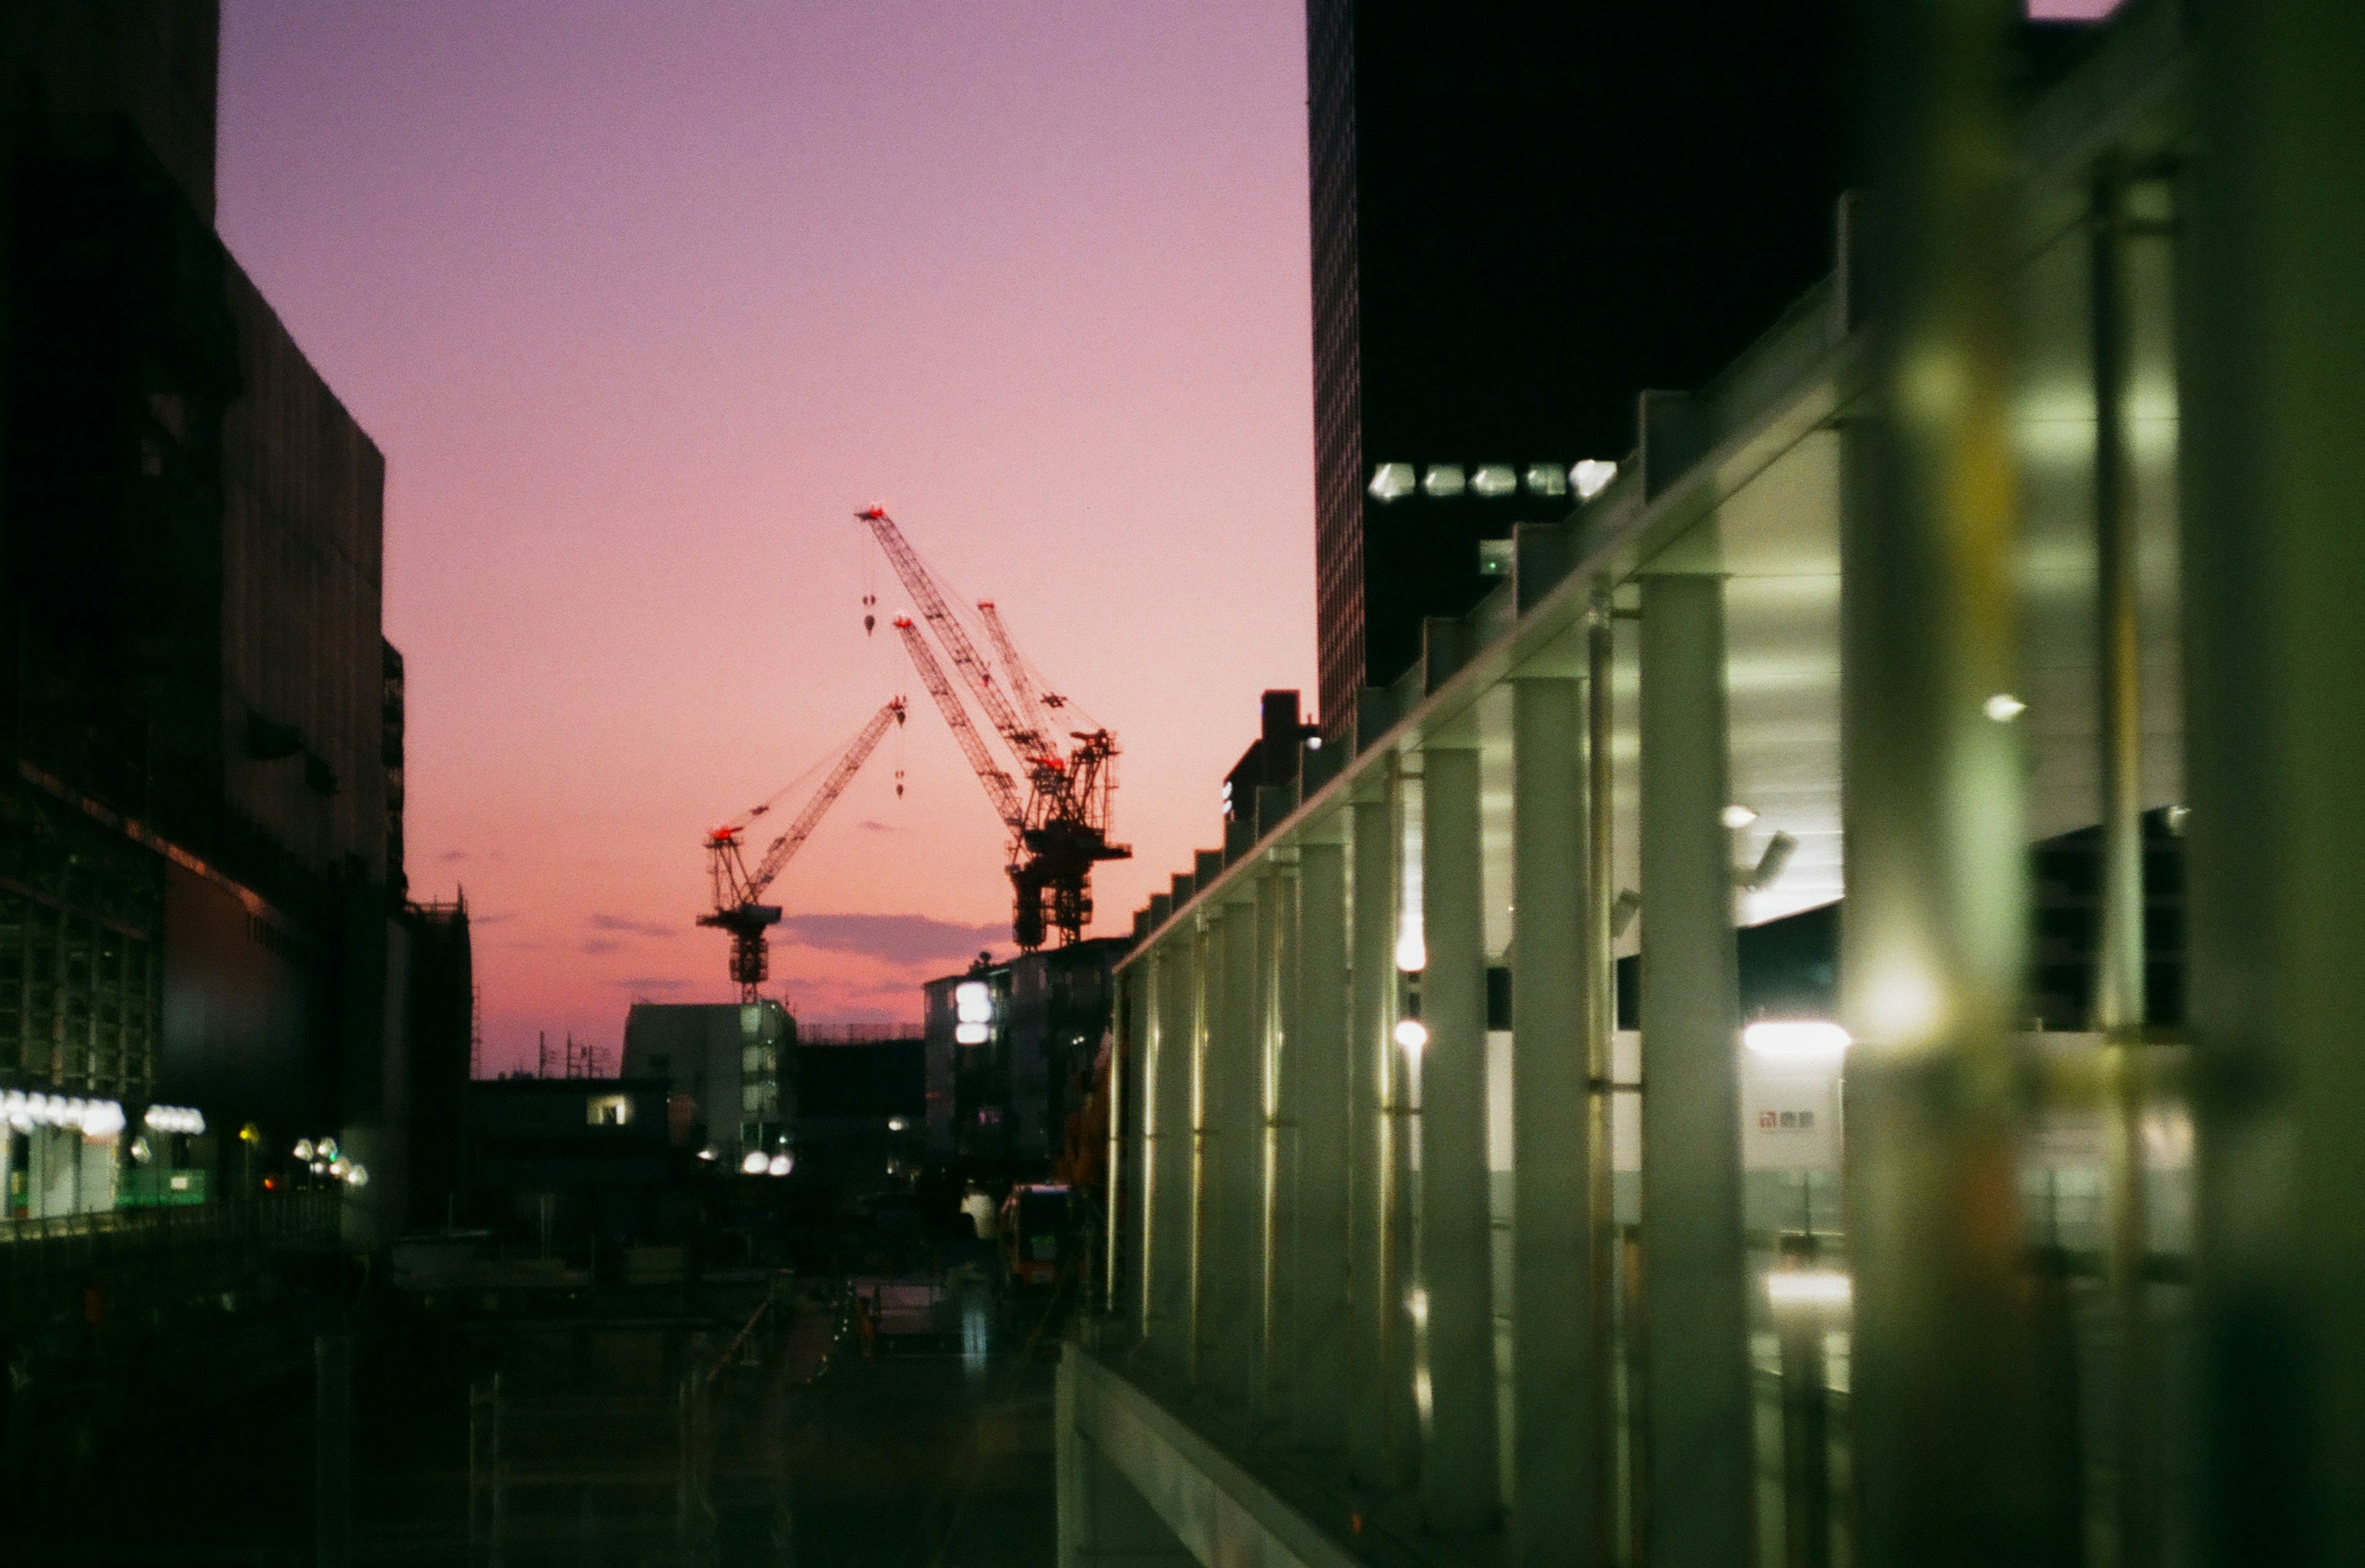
[581,938,622,956]
[615,976,690,993]
[586,913,681,939]
[471,911,517,927]
[855,819,902,833]
[439,849,467,863]
[777,912,1003,967]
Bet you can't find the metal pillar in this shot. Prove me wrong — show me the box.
[1257,862,1298,1431]
[2090,164,2157,1568]
[1293,837,1352,1452]
[1187,919,1214,1388]
[1586,592,1623,1564]
[1417,743,1500,1533]
[1347,784,1404,1486]
[1637,572,1752,1568]
[1107,968,1133,1317]
[1842,2,2065,1562]
[1195,901,1261,1407]
[1152,945,1195,1360]
[2178,4,2365,1564]
[1509,673,1602,1567]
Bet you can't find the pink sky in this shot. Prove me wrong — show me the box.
[216,3,1316,1072]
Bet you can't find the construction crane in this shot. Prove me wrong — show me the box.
[858,506,1129,951]
[700,698,905,1001]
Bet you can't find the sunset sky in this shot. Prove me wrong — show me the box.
[215,2,1317,1072]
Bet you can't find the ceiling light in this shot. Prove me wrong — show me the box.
[1983,693,2027,722]
[1393,1018,1429,1053]
[1572,459,1619,500]
[1368,463,1416,503]
[1422,464,1466,498]
[1742,1020,1853,1060]
[1524,463,1569,496]
[1470,464,1518,498]
[1721,804,1759,830]
[741,1150,769,1174]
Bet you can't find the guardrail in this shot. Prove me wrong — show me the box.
[0,1188,342,1253]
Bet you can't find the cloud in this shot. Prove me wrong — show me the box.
[855,819,902,833]
[581,938,622,956]
[615,976,690,993]
[776,912,1004,967]
[439,849,467,863]
[586,913,681,939]
[470,911,517,926]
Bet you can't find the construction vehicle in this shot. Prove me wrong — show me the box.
[857,506,1128,950]
[700,698,905,1000]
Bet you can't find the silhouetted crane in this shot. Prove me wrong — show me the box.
[700,698,905,1001]
[858,506,1128,950]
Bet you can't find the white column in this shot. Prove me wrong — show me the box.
[1347,786,1403,1485]
[1418,742,1501,1532]
[1638,572,1752,1568]
[1292,836,1352,1452]
[1509,673,1603,1566]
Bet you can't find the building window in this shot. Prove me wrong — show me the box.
[586,1094,631,1126]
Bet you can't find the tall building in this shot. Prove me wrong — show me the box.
[1306,0,1849,738]
[0,2,464,1244]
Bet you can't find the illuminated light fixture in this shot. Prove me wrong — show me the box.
[310,1161,328,1174]
[1766,1270,1853,1309]
[293,1139,315,1162]
[741,1150,769,1175]
[1305,735,1322,752]
[955,1022,989,1046]
[1721,804,1759,830]
[955,981,993,1024]
[768,1153,793,1177]
[697,1147,718,1162]
[318,1136,340,1161]
[1394,930,1426,974]
[2165,803,2190,836]
[1394,1017,1429,1053]
[1470,464,1518,498]
[129,1136,153,1166]
[145,1104,205,1136]
[887,1117,907,1133]
[1983,692,2027,722]
[1421,464,1466,498]
[1572,459,1619,501]
[1742,1020,1853,1061]
[1524,463,1569,496]
[1406,1288,1429,1327]
[1368,463,1417,503]
[345,1162,370,1189]
[79,1099,126,1138]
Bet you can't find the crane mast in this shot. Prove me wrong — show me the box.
[700,697,905,1001]
[859,506,1129,952]
[856,507,1057,770]
[976,599,1061,745]
[891,618,1023,830]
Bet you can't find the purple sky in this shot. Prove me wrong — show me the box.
[217,2,1316,1070]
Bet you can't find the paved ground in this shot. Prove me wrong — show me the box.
[774,1271,1059,1568]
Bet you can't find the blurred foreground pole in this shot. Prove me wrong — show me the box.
[2178,2,2365,1563]
[316,1330,352,1568]
[1840,1,2072,1564]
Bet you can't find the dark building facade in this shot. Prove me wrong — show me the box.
[1306,0,1850,738]
[0,3,465,1242]
[922,937,1126,1171]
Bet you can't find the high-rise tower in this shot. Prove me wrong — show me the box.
[1306,1,1850,740]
